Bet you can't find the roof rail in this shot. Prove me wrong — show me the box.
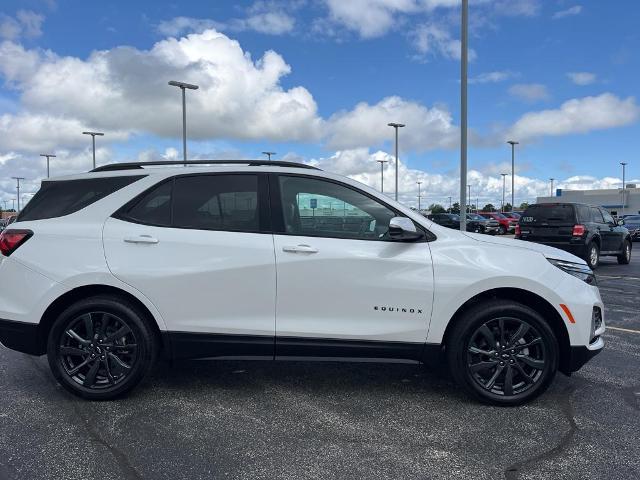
[91,159,320,173]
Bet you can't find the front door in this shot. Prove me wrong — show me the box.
[103,173,276,358]
[270,174,434,360]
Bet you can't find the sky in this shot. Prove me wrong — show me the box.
[0,0,638,210]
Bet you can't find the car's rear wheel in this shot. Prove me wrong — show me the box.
[617,240,631,265]
[47,295,157,400]
[586,241,600,269]
[446,300,559,406]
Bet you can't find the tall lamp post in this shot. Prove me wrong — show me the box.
[12,177,25,212]
[507,140,519,210]
[40,153,56,178]
[262,151,276,161]
[168,80,199,165]
[387,122,405,201]
[376,159,388,192]
[467,184,471,213]
[621,162,627,217]
[82,132,104,170]
[549,178,555,197]
[417,181,423,211]
[500,173,507,212]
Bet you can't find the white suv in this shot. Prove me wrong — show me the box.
[0,160,605,405]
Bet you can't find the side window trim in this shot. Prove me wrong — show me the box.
[114,172,271,234]
[268,173,435,242]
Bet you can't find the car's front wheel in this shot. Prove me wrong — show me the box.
[47,295,158,400]
[446,300,559,406]
[617,240,631,265]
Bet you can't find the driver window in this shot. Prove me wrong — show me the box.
[278,176,396,240]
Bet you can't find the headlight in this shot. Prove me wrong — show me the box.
[548,258,596,285]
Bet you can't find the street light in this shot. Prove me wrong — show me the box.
[621,162,627,217]
[507,140,519,210]
[549,178,555,197]
[168,80,199,165]
[500,173,507,212]
[40,154,56,178]
[417,181,423,211]
[467,184,471,213]
[12,177,25,212]
[262,151,276,161]
[387,122,405,201]
[82,132,104,170]
[460,0,468,231]
[376,159,388,193]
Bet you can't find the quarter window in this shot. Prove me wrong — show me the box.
[277,176,397,240]
[125,180,172,226]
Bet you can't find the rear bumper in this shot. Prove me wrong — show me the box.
[563,337,604,374]
[0,318,42,355]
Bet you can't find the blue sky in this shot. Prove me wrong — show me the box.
[0,0,638,209]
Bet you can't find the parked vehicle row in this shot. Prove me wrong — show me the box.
[516,202,632,269]
[426,211,516,235]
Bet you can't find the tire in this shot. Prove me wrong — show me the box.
[617,240,631,265]
[47,295,158,400]
[585,241,600,269]
[499,225,507,235]
[446,300,559,406]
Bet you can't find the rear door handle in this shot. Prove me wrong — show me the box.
[124,235,159,244]
[282,244,319,254]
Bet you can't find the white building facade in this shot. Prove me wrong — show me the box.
[536,184,640,217]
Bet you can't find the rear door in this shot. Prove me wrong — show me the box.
[103,173,276,358]
[519,204,576,242]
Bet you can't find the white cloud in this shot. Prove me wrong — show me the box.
[552,5,583,20]
[508,83,550,102]
[567,71,596,85]
[411,23,476,61]
[493,0,541,17]
[507,93,639,141]
[0,10,44,40]
[469,70,517,84]
[326,96,459,151]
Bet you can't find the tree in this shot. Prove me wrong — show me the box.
[482,203,496,212]
[503,203,513,212]
[450,202,461,214]
[519,202,529,211]
[428,203,446,214]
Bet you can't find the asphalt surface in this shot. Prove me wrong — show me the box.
[1,252,639,480]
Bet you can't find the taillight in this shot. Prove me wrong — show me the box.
[0,229,33,256]
[572,224,586,236]
[515,224,521,236]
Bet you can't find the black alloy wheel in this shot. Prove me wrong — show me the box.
[447,300,558,406]
[47,295,157,400]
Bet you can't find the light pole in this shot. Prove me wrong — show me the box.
[40,153,56,178]
[467,184,471,213]
[262,151,276,161]
[168,80,199,165]
[507,140,519,210]
[11,199,15,211]
[82,132,104,169]
[388,122,405,201]
[448,196,452,212]
[621,162,627,217]
[549,178,555,197]
[12,177,25,212]
[376,159,388,192]
[460,0,469,231]
[417,181,422,211]
[500,173,507,212]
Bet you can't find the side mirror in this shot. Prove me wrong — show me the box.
[617,219,625,226]
[388,217,424,241]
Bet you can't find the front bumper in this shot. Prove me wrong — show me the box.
[563,336,604,373]
[0,318,42,355]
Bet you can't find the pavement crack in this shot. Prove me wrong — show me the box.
[503,386,578,480]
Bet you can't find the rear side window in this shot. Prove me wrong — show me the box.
[18,176,144,221]
[576,205,590,223]
[520,204,575,224]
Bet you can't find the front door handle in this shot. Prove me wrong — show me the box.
[282,244,319,254]
[124,235,159,244]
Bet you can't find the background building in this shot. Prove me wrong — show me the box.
[536,184,640,217]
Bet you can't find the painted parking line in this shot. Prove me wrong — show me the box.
[607,326,640,334]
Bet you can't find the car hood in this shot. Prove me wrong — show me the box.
[461,232,587,265]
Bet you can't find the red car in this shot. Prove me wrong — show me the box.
[478,212,518,234]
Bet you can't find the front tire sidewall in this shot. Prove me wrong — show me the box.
[47,296,156,400]
[447,301,559,406]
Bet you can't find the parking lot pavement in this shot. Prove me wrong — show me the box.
[0,256,638,480]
